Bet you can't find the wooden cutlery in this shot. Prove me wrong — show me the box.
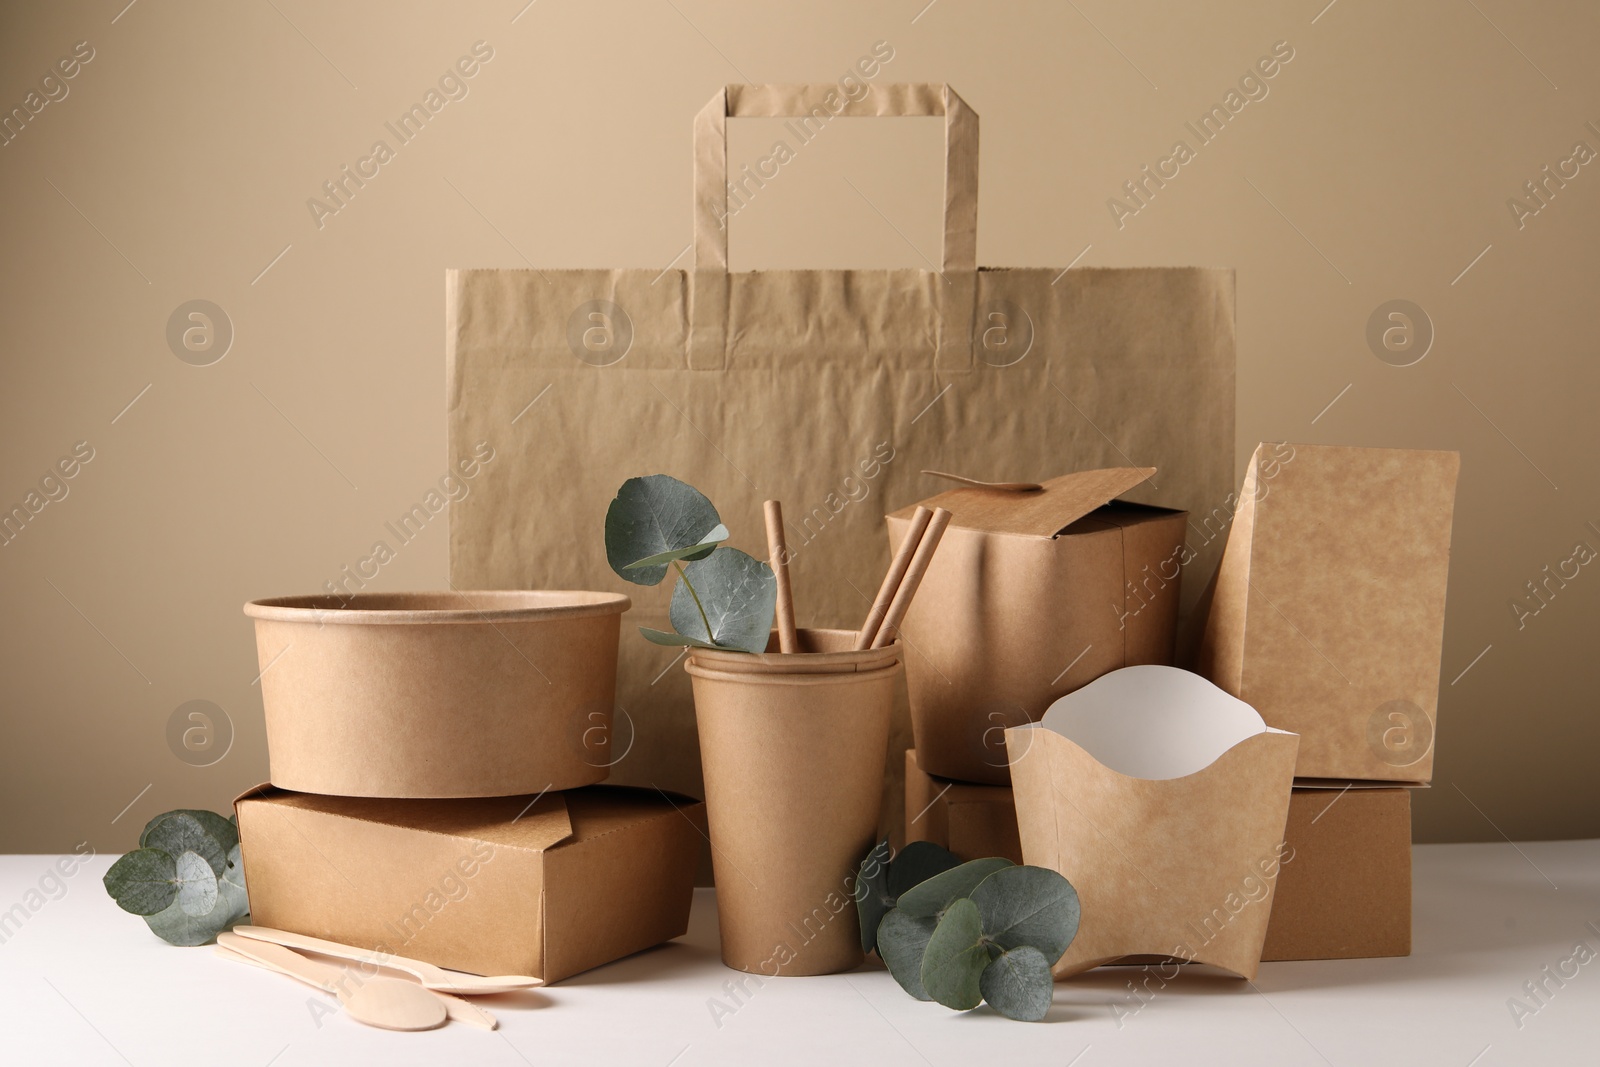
[216,932,449,1032]
[234,924,542,994]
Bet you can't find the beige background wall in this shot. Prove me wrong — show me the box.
[2,0,1596,853]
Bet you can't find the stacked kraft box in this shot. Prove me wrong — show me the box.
[899,444,1459,962]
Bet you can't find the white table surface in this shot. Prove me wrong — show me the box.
[3,840,1596,1066]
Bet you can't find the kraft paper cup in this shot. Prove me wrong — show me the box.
[684,659,901,976]
[244,591,630,798]
[687,627,901,675]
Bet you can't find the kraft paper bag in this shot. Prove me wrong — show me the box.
[1197,443,1459,782]
[447,83,1237,830]
[1006,666,1298,980]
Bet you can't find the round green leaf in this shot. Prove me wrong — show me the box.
[174,851,218,916]
[895,857,1014,919]
[140,809,237,854]
[878,909,938,1001]
[970,865,1081,965]
[920,898,988,1011]
[141,846,247,946]
[103,848,178,916]
[887,841,962,899]
[669,548,776,653]
[980,945,1054,1021]
[855,841,893,954]
[143,897,220,946]
[605,476,722,586]
[142,813,227,878]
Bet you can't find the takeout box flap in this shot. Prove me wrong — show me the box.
[891,467,1158,538]
[233,783,575,852]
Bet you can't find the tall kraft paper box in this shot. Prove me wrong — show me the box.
[1199,443,1459,782]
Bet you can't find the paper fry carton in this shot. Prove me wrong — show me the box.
[888,468,1187,785]
[1007,666,1298,980]
[234,784,702,982]
[1198,443,1459,782]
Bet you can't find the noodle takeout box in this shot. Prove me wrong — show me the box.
[887,467,1187,784]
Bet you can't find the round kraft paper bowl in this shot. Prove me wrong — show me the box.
[244,591,630,798]
[684,659,901,976]
[686,628,901,675]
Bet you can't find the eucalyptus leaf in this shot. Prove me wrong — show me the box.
[143,897,222,947]
[668,548,777,653]
[214,844,250,927]
[877,909,938,1001]
[919,898,989,1011]
[979,945,1054,1021]
[142,813,227,879]
[970,865,1081,965]
[623,525,729,570]
[895,857,1014,919]
[638,627,721,649]
[855,840,893,954]
[141,809,237,854]
[174,851,219,916]
[605,476,722,586]
[102,848,178,916]
[887,841,962,899]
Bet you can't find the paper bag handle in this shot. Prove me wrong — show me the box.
[692,83,979,272]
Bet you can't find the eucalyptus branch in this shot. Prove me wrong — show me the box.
[673,560,716,646]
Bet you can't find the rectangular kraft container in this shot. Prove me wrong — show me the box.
[888,468,1188,784]
[1263,786,1412,962]
[234,784,704,982]
[902,749,1022,864]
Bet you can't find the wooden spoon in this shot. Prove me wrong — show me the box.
[215,944,496,1030]
[234,925,543,994]
[217,932,446,1031]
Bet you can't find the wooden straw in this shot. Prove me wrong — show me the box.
[871,507,952,650]
[764,500,799,653]
[855,506,933,650]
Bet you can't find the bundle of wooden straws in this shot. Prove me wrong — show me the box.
[762,500,953,653]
